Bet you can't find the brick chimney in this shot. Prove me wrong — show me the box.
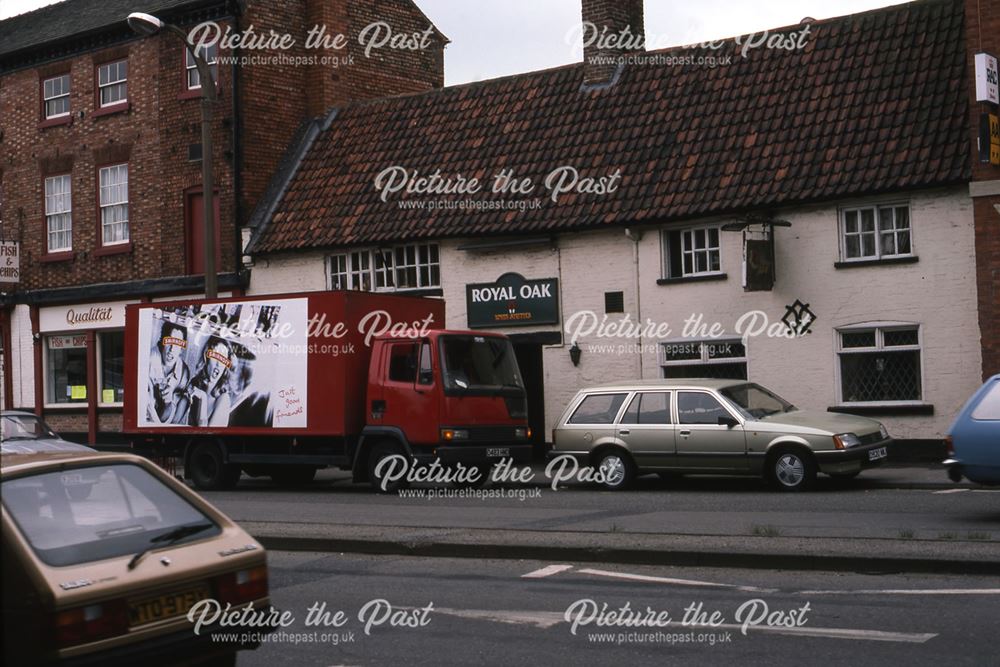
[965,0,1000,378]
[580,0,645,87]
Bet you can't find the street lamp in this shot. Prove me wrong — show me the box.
[128,12,219,299]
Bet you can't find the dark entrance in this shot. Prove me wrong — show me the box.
[509,331,561,460]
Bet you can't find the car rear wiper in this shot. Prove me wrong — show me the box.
[127,522,214,571]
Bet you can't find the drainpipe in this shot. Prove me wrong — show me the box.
[230,0,244,282]
[624,228,643,378]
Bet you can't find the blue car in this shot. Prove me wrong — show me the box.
[944,374,1000,485]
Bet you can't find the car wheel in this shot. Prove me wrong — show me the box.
[368,442,410,493]
[596,450,636,490]
[270,465,318,487]
[768,448,816,492]
[189,441,241,491]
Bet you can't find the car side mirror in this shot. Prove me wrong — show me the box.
[718,415,739,428]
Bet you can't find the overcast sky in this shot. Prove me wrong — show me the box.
[1,0,908,84]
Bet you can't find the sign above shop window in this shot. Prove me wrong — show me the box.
[39,300,134,332]
[466,273,560,329]
[49,334,87,349]
[0,241,19,284]
[975,52,999,105]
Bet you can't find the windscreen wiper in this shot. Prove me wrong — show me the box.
[127,522,214,570]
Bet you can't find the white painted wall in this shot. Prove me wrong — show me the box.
[11,304,34,409]
[247,185,981,440]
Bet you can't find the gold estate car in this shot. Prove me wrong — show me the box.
[1,450,271,666]
[552,379,892,491]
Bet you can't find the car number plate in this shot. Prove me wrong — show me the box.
[486,447,509,458]
[868,446,888,462]
[129,585,210,626]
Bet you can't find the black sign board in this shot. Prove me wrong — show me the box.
[466,273,559,329]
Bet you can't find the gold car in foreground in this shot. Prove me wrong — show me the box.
[552,379,892,491]
[1,450,272,666]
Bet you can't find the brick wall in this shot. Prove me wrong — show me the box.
[966,0,1000,378]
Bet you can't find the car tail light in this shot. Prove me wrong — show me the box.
[54,600,130,648]
[945,436,954,457]
[214,565,269,605]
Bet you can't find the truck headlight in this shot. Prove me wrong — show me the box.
[441,429,469,441]
[514,427,531,439]
[833,433,861,449]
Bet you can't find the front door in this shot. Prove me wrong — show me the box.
[674,390,747,471]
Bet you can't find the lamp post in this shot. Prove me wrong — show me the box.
[128,12,219,299]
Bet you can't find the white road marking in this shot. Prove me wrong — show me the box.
[971,489,1000,493]
[522,564,574,579]
[577,568,777,593]
[932,489,969,494]
[800,589,1000,595]
[412,607,936,643]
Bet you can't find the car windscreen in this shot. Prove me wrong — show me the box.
[720,383,795,418]
[1,414,58,441]
[1,463,220,567]
[440,335,524,393]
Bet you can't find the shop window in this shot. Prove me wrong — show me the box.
[661,339,747,380]
[662,226,722,278]
[837,324,922,403]
[46,334,88,405]
[840,204,912,261]
[99,330,125,404]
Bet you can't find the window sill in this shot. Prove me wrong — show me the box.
[38,115,72,129]
[39,251,76,263]
[391,287,444,297]
[93,242,133,257]
[834,256,919,269]
[657,273,728,286]
[177,86,219,101]
[92,101,130,118]
[828,404,934,416]
[42,404,89,412]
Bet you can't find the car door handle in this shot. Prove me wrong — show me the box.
[619,429,630,435]
[678,430,691,437]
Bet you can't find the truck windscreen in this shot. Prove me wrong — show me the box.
[440,336,524,394]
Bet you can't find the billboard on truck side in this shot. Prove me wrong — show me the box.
[136,298,309,429]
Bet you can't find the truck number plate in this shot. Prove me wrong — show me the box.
[486,448,509,458]
[868,447,888,462]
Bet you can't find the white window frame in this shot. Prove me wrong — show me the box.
[42,333,89,408]
[97,60,128,107]
[43,74,70,119]
[661,225,723,278]
[99,164,129,246]
[185,43,219,90]
[660,338,748,376]
[44,174,73,252]
[834,322,925,406]
[327,244,441,292]
[839,203,913,262]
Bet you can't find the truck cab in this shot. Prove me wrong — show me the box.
[363,330,532,488]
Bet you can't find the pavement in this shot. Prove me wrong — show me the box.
[213,464,1000,576]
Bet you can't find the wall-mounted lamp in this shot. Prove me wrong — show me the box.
[569,342,582,367]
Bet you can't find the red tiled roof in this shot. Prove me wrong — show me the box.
[253,0,969,253]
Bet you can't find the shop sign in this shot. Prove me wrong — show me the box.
[39,300,133,331]
[466,273,559,328]
[0,241,18,284]
[975,52,998,105]
[48,334,87,349]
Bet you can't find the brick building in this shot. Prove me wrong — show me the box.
[0,0,444,443]
[246,0,999,454]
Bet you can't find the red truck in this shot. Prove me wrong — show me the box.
[122,291,532,491]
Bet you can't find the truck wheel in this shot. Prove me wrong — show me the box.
[189,441,241,491]
[767,448,816,492]
[270,466,317,487]
[368,442,409,494]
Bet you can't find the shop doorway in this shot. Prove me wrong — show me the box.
[510,332,560,460]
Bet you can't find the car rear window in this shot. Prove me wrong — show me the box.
[971,381,1000,421]
[568,393,628,424]
[2,463,219,567]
